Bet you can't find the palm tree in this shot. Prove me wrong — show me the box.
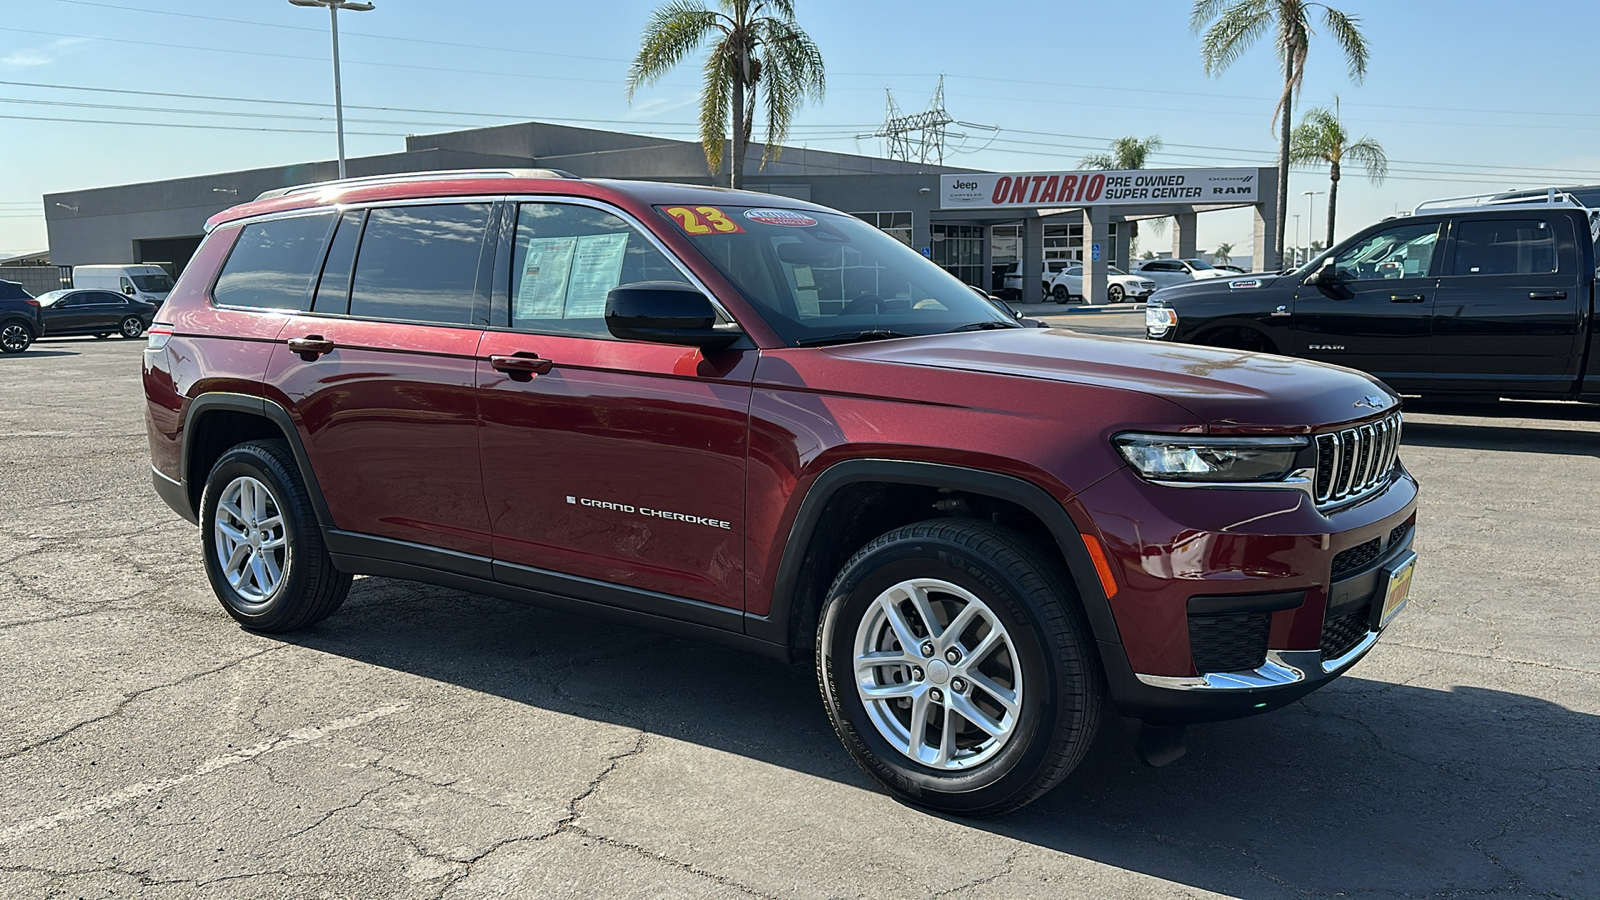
[627,0,825,190]
[1079,134,1164,170]
[1191,0,1369,268]
[1080,135,1166,252]
[1289,100,1386,246]
[1213,242,1234,265]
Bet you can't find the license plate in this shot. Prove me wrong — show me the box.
[1377,552,1417,628]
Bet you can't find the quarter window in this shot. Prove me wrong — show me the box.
[1451,219,1557,276]
[348,204,492,325]
[1333,222,1440,281]
[213,213,336,311]
[508,203,688,339]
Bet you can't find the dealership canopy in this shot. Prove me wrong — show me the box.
[941,168,1260,210]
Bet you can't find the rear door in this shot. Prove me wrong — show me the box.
[85,291,129,331]
[1291,219,1442,391]
[1430,214,1585,394]
[268,201,497,558]
[476,198,754,615]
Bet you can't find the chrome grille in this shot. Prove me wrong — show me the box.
[1313,412,1403,508]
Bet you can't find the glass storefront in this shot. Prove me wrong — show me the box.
[930,223,985,287]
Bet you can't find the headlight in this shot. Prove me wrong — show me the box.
[1113,434,1308,483]
[1145,305,1177,335]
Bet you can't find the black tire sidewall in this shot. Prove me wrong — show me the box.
[200,444,311,631]
[821,535,1064,811]
[120,317,143,338]
[1052,285,1069,303]
[1108,285,1124,302]
[0,323,30,353]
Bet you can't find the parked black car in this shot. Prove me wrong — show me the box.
[1146,193,1600,402]
[0,279,44,353]
[36,289,156,340]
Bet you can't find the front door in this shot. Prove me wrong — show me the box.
[477,200,754,615]
[1291,219,1442,391]
[1430,215,1586,395]
[267,202,496,557]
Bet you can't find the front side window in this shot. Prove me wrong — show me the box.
[662,205,1016,345]
[1451,219,1557,276]
[213,213,335,311]
[1333,222,1440,281]
[509,202,688,339]
[348,203,491,325]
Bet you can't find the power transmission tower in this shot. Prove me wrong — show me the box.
[872,76,955,165]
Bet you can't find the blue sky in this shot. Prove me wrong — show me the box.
[2,0,1596,261]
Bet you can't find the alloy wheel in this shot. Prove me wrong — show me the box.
[1,323,29,352]
[121,317,143,338]
[853,578,1023,770]
[212,475,290,606]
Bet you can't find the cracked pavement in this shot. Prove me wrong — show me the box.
[1,336,1595,899]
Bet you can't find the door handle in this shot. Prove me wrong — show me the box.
[490,352,554,382]
[1389,294,1426,303]
[286,335,335,360]
[1529,291,1567,301]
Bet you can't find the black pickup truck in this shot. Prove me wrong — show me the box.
[1145,193,1600,402]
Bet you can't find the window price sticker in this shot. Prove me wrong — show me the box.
[662,206,745,235]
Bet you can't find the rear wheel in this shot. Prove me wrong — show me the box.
[817,518,1102,815]
[0,322,32,354]
[201,440,350,632]
[1051,284,1070,303]
[119,316,144,339]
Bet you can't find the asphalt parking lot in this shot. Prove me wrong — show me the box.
[1,332,1595,899]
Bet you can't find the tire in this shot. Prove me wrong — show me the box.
[200,439,350,632]
[817,518,1103,816]
[95,333,110,340]
[0,321,32,354]
[119,316,144,339]
[1051,285,1070,303]
[1108,284,1125,304]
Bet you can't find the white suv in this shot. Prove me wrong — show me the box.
[1132,258,1228,287]
[1047,265,1158,303]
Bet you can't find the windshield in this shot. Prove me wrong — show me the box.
[1108,266,1129,276]
[660,205,1016,345]
[1184,259,1215,270]
[35,290,66,305]
[131,273,173,293]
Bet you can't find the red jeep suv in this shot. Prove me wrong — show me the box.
[144,170,1419,814]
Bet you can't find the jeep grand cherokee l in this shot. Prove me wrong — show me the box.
[145,170,1420,815]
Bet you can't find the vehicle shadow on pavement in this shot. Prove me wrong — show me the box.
[278,579,1598,898]
[1403,422,1600,459]
[0,350,79,360]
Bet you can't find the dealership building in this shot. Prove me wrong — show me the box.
[43,121,1279,303]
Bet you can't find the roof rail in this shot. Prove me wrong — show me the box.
[254,168,581,201]
[1412,187,1589,216]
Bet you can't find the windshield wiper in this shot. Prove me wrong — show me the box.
[947,320,1019,332]
[793,329,916,347]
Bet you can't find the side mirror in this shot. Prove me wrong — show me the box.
[606,282,740,349]
[1304,259,1336,286]
[122,285,136,296]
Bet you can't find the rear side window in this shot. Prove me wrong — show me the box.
[348,203,491,325]
[508,202,688,338]
[0,282,28,300]
[213,214,335,310]
[1451,219,1557,276]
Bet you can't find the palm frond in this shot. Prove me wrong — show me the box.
[626,0,719,100]
[750,14,824,167]
[1343,136,1387,184]
[1318,6,1369,83]
[698,39,735,176]
[1079,152,1115,169]
[1198,2,1273,75]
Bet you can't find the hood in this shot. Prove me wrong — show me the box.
[827,328,1397,433]
[1153,272,1289,302]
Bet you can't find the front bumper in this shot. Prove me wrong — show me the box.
[1076,463,1419,724]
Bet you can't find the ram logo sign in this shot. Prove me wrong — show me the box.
[940,168,1261,209]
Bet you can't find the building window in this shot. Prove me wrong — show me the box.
[990,224,1021,264]
[851,211,913,246]
[930,223,985,287]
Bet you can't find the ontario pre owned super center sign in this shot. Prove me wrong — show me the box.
[940,168,1259,209]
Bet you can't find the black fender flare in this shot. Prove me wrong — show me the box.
[745,459,1123,651]
[179,392,333,527]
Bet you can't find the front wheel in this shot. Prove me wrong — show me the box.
[0,322,32,354]
[201,440,350,632]
[817,518,1103,816]
[1107,284,1125,303]
[119,316,144,339]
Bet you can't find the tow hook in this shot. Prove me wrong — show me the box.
[1136,723,1188,768]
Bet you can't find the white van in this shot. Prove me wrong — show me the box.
[71,265,174,306]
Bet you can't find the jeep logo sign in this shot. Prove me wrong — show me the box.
[939,168,1260,210]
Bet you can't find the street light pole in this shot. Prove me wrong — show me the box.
[289,0,375,180]
[1292,214,1301,267]
[1302,190,1325,262]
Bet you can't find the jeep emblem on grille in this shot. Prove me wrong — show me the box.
[1353,395,1385,410]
